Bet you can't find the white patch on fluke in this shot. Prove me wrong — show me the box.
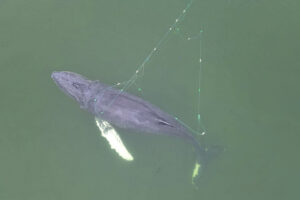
[192,162,201,185]
[95,117,134,161]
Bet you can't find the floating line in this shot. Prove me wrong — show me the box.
[100,0,206,136]
[106,0,195,108]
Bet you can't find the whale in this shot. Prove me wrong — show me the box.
[51,71,212,184]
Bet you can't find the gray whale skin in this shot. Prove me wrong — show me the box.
[51,71,211,182]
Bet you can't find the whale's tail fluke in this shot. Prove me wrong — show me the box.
[190,139,223,187]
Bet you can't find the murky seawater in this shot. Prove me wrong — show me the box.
[0,0,299,199]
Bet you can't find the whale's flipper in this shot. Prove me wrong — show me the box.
[95,117,134,161]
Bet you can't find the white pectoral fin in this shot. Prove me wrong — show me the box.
[95,117,134,161]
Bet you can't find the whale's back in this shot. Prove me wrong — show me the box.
[89,86,191,139]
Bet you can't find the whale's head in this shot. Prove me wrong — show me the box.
[51,71,97,109]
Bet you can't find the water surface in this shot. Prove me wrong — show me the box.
[0,0,299,199]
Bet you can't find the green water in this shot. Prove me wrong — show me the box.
[1,0,299,199]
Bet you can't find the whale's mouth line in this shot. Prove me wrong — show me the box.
[58,83,82,103]
[51,73,82,103]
